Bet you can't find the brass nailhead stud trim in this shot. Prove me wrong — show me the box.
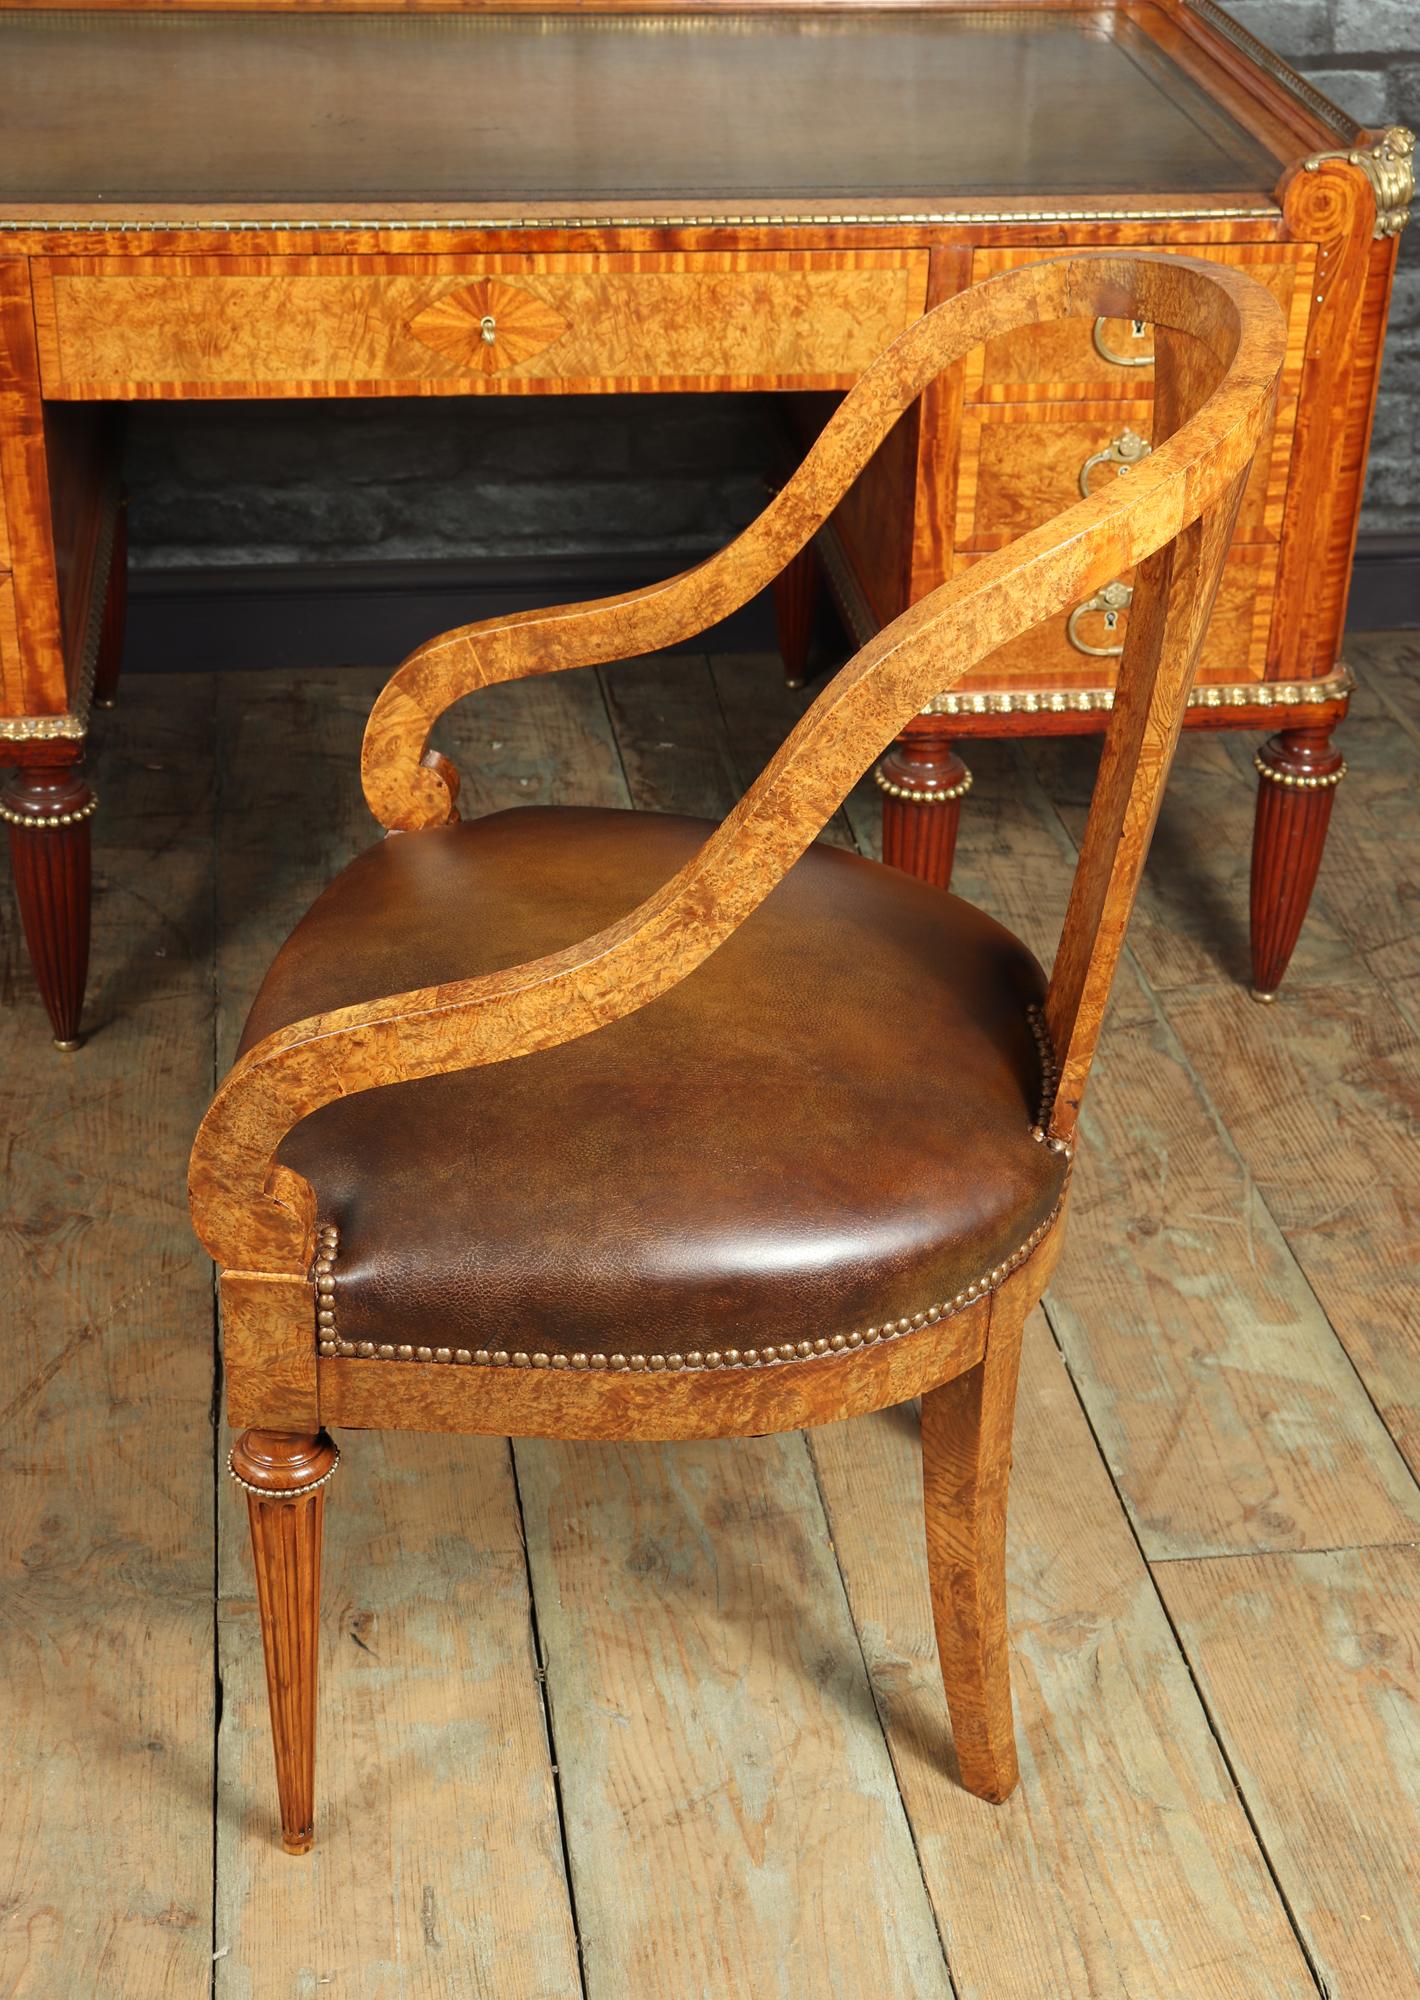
[1025,1002,1072,1156]
[312,1119,1069,1376]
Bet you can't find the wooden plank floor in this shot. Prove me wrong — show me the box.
[3,636,1418,1998]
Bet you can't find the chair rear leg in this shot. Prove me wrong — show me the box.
[920,1294,1027,1804]
[229,1429,340,1853]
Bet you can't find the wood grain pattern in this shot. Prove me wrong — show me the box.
[11,638,1419,1985]
[1025,655,1420,1490]
[0,677,216,1998]
[320,1295,992,1443]
[1009,772,1420,1560]
[188,254,1283,1289]
[186,250,1288,1856]
[516,1427,956,1999]
[1158,1546,1420,1998]
[1250,724,1345,997]
[921,1242,1052,1803]
[216,1430,583,1997]
[962,243,1311,405]
[231,1430,339,1855]
[1271,153,1399,683]
[33,252,930,399]
[210,667,586,1990]
[812,1315,1320,2000]
[954,396,1281,547]
[1,762,94,1047]
[0,259,64,713]
[956,538,1279,688]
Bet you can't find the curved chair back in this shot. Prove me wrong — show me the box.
[191,253,1286,1274]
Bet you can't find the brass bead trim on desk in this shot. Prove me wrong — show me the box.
[226,1447,341,1500]
[873,765,974,805]
[1252,752,1348,789]
[1184,0,1354,144]
[918,667,1355,720]
[0,204,1280,237]
[312,1187,1067,1375]
[0,666,1356,746]
[0,791,99,830]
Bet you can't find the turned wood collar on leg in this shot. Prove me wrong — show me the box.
[228,1429,340,1500]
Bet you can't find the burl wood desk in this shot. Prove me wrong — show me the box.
[0,4,1412,1046]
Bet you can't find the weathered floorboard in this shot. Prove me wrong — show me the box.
[0,677,216,1998]
[215,1431,580,2000]
[1159,1544,1420,2000]
[517,1432,955,2000]
[526,651,952,1998]
[812,1318,1317,2000]
[7,632,1417,1998]
[839,713,1420,1559]
[1030,672,1420,1486]
[212,668,582,1999]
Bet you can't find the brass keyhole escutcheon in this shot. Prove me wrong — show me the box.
[1066,579,1135,657]
[1091,315,1154,368]
[480,315,497,345]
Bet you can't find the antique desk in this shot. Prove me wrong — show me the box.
[0,3,1411,1047]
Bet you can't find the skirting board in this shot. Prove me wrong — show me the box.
[123,535,1418,678]
[124,549,778,673]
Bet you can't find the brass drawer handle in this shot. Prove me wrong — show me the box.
[480,314,497,345]
[1078,426,1152,497]
[1092,316,1154,368]
[1066,580,1133,657]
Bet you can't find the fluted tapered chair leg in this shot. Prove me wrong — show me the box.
[920,1295,1027,1804]
[230,1429,340,1854]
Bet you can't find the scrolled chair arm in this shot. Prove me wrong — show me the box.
[191,253,1285,1273]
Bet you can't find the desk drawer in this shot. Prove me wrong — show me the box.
[957,542,1277,688]
[33,252,930,397]
[962,243,1312,404]
[955,396,1281,549]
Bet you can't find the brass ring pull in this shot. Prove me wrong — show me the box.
[480,314,497,345]
[1092,316,1154,368]
[1066,580,1134,657]
[1078,426,1152,497]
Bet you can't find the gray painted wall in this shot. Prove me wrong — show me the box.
[123,6,1418,577]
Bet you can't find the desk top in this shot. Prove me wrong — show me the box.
[2,6,1300,218]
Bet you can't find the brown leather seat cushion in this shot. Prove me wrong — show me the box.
[239,808,1067,1366]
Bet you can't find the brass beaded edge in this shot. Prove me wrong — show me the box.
[919,667,1355,720]
[0,204,1279,237]
[313,1188,1068,1376]
[874,765,974,805]
[226,1444,341,1500]
[1252,751,1347,789]
[1184,0,1354,143]
[0,791,99,831]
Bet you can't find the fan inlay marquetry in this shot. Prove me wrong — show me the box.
[407,278,568,374]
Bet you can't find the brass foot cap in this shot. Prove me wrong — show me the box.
[53,1036,83,1052]
[94,698,117,711]
[783,677,806,691]
[281,1829,315,1856]
[1250,988,1278,1005]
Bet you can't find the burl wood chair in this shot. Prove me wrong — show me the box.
[189,253,1284,1853]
